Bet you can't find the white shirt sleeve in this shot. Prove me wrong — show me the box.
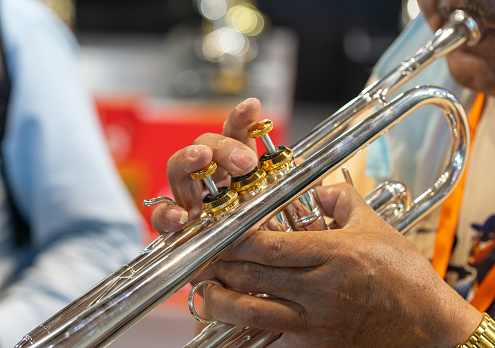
[0,0,143,346]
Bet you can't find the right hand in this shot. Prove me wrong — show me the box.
[201,183,483,347]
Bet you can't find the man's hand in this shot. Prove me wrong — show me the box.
[150,98,261,234]
[202,183,482,347]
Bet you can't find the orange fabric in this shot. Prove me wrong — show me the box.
[430,93,485,279]
[471,266,495,311]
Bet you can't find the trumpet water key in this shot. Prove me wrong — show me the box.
[248,119,328,231]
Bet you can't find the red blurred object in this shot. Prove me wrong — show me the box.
[96,95,289,242]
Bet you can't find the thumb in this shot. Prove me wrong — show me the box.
[315,183,373,227]
[150,204,189,235]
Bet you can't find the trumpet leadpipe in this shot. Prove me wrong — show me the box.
[292,9,479,160]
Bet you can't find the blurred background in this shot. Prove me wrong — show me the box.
[39,0,420,345]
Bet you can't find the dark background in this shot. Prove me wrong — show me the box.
[74,0,403,105]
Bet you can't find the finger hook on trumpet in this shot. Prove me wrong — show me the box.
[142,196,177,207]
[13,9,478,348]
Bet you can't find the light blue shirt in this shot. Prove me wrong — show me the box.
[366,14,476,197]
[0,0,143,346]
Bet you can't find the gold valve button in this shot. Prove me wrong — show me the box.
[203,188,239,216]
[230,167,267,196]
[248,119,273,139]
[259,147,294,175]
[191,162,217,180]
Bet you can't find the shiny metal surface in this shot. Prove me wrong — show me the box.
[185,179,414,348]
[231,167,293,232]
[183,321,280,348]
[18,86,468,348]
[250,119,329,231]
[15,10,476,348]
[291,10,479,160]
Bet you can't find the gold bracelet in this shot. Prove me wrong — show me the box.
[456,313,495,348]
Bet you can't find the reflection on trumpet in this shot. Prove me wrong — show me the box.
[248,119,328,231]
[184,171,415,348]
[15,9,478,348]
[231,166,293,232]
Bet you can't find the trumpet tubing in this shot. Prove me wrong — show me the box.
[184,180,413,348]
[247,119,328,231]
[16,9,478,348]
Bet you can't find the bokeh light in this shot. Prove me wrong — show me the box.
[226,5,265,36]
[198,0,227,21]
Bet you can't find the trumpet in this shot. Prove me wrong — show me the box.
[16,9,479,348]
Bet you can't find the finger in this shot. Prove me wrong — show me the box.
[212,259,311,300]
[204,284,306,333]
[315,183,376,227]
[193,133,258,176]
[166,144,213,209]
[150,204,189,235]
[222,98,261,152]
[220,230,332,267]
[266,333,313,348]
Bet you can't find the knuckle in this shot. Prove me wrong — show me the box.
[150,206,168,233]
[243,299,265,327]
[193,133,215,145]
[291,306,310,332]
[240,262,265,290]
[259,235,285,264]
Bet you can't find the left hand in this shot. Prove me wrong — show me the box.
[150,98,261,234]
[202,183,482,347]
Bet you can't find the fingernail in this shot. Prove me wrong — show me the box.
[166,207,189,224]
[230,147,257,172]
[236,97,257,111]
[185,145,208,159]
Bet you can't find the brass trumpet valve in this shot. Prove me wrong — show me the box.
[191,161,219,197]
[230,166,267,198]
[248,119,294,177]
[191,161,239,217]
[248,119,277,154]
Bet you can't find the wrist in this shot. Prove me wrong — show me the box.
[424,281,483,347]
[455,313,495,348]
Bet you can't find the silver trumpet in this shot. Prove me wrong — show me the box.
[16,9,478,348]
